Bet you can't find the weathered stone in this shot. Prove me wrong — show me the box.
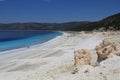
[103,39,113,46]
[96,49,107,59]
[95,45,102,50]
[89,50,99,66]
[95,39,119,60]
[74,49,91,68]
[73,38,120,69]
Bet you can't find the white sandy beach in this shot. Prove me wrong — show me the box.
[0,31,120,80]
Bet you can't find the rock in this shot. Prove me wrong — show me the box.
[116,50,120,56]
[95,39,119,60]
[84,69,89,73]
[73,38,120,69]
[95,45,102,50]
[72,68,78,74]
[74,49,91,68]
[89,50,99,66]
[103,39,114,46]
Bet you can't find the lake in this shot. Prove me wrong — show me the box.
[0,30,62,52]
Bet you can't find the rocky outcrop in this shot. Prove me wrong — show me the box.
[73,39,120,69]
[95,39,119,60]
[74,49,91,68]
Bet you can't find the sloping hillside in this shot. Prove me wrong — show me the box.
[71,13,120,31]
[0,13,120,31]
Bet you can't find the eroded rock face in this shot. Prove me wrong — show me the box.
[74,49,91,68]
[95,39,119,60]
[73,39,120,69]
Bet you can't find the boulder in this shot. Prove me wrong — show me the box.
[73,39,120,69]
[95,39,119,60]
[74,49,91,68]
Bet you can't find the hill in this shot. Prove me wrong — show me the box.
[71,13,120,31]
[0,13,120,31]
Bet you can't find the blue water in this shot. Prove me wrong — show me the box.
[0,30,62,52]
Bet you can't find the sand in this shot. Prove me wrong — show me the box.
[0,31,120,80]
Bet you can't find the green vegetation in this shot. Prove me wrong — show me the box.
[0,13,120,31]
[71,13,120,31]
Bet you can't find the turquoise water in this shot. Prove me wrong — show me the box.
[0,31,62,52]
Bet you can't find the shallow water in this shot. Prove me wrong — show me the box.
[0,30,62,52]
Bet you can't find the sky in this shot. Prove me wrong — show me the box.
[0,0,120,23]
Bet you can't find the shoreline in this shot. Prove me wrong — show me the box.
[0,32,68,62]
[0,31,64,54]
[0,31,120,80]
